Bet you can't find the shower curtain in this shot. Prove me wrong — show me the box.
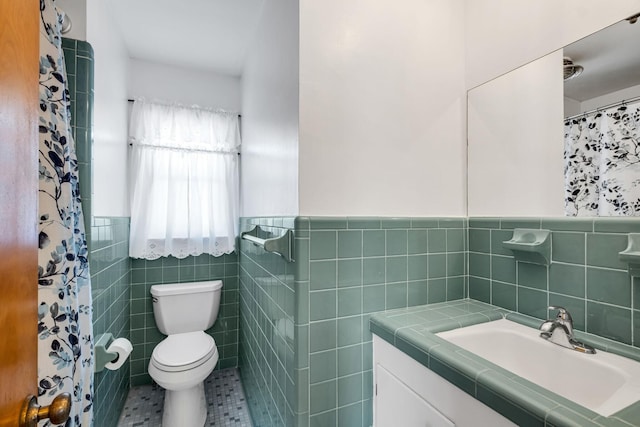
[564,101,640,216]
[38,1,94,425]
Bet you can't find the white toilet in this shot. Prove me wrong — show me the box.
[148,280,223,427]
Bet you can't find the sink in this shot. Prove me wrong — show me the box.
[437,319,640,416]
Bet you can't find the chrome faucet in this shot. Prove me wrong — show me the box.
[539,306,596,354]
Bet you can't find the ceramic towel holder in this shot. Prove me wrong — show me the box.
[241,225,295,262]
[502,228,551,266]
[619,233,640,277]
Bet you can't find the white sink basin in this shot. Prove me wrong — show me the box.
[437,319,640,416]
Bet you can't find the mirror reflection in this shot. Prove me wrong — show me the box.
[467,15,640,217]
[563,16,640,216]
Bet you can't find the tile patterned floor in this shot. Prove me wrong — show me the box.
[117,368,253,426]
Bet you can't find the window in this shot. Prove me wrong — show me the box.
[128,99,240,259]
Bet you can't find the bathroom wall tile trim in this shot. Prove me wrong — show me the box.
[468,217,640,348]
[62,38,93,245]
[239,217,297,427]
[90,217,131,427]
[239,216,468,427]
[86,212,640,427]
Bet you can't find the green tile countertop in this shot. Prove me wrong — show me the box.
[369,299,640,427]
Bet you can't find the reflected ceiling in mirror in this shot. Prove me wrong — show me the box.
[564,16,640,116]
[467,13,640,218]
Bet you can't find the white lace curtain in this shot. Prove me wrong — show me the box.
[564,100,640,216]
[129,100,240,259]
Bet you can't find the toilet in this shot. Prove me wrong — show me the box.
[148,280,223,427]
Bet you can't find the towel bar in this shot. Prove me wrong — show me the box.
[241,225,294,262]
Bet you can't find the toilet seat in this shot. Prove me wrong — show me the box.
[151,331,216,372]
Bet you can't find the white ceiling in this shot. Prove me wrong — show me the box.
[106,2,638,97]
[107,0,265,76]
[564,16,640,102]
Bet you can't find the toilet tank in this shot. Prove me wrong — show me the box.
[150,280,223,335]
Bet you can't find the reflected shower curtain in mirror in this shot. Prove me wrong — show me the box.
[564,101,640,216]
[38,1,94,425]
[128,100,240,260]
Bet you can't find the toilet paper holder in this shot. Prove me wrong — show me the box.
[95,333,120,373]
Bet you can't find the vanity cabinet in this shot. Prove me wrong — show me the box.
[373,335,515,427]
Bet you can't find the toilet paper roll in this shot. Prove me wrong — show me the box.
[105,338,133,371]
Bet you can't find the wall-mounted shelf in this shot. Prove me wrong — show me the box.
[241,225,295,262]
[619,233,640,276]
[502,228,551,265]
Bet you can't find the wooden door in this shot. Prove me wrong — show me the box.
[0,0,39,425]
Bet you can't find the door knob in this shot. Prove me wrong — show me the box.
[19,393,71,427]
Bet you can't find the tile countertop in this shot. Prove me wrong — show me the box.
[369,299,640,427]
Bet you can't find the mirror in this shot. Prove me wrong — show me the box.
[468,16,640,217]
[564,16,640,117]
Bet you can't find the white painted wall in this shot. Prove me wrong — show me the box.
[82,1,640,219]
[128,59,241,111]
[55,0,86,41]
[468,51,565,217]
[87,1,129,216]
[299,0,467,216]
[565,84,640,118]
[465,0,640,89]
[580,83,640,112]
[564,96,582,118]
[240,0,299,217]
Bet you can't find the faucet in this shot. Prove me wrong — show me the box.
[539,306,596,354]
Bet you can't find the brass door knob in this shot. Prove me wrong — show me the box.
[19,393,71,427]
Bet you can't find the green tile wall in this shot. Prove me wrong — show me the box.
[238,216,467,427]
[301,217,467,427]
[63,38,124,426]
[62,38,93,245]
[129,253,240,386]
[85,212,640,426]
[90,217,131,427]
[239,217,297,427]
[468,217,640,347]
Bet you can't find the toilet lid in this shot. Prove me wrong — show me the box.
[152,331,216,372]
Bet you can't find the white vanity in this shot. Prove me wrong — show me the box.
[370,300,640,427]
[373,335,514,427]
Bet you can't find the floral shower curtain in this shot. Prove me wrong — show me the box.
[38,1,94,425]
[564,100,640,216]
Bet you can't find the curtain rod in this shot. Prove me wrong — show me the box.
[127,99,241,118]
[565,95,640,121]
[126,98,242,154]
